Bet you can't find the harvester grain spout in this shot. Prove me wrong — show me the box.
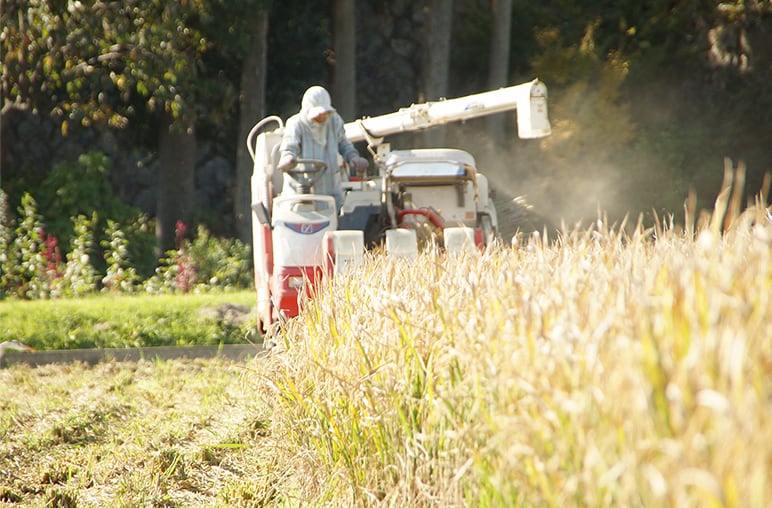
[344,79,551,146]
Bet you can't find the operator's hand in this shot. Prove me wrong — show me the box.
[348,155,369,174]
[277,153,296,172]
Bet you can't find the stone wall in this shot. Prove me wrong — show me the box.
[2,108,234,233]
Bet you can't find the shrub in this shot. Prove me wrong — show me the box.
[36,151,157,278]
[60,213,99,297]
[0,189,252,300]
[143,221,253,293]
[11,193,50,299]
[143,220,196,294]
[101,219,139,293]
[187,224,252,289]
[1,192,67,299]
[0,189,12,298]
[39,228,64,298]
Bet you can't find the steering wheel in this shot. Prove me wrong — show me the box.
[284,158,328,192]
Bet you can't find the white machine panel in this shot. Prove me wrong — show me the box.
[386,229,418,259]
[331,230,365,276]
[444,227,477,252]
[272,195,337,267]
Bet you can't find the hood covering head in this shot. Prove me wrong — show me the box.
[301,86,335,121]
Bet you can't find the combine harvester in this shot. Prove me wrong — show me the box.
[248,79,551,331]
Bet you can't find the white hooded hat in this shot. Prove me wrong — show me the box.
[301,86,335,121]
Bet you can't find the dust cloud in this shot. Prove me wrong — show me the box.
[444,118,638,237]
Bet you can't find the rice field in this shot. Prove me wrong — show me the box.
[1,195,770,506]
[266,200,771,506]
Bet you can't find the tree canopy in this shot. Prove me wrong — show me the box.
[2,0,770,241]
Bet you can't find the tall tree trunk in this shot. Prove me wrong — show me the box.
[235,10,269,244]
[422,0,453,148]
[157,112,196,256]
[0,109,6,186]
[487,0,512,146]
[331,0,356,120]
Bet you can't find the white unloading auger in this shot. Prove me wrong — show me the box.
[344,79,551,146]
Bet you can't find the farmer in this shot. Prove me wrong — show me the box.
[276,85,369,209]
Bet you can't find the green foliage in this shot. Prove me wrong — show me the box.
[0,194,251,301]
[38,153,113,244]
[36,152,156,274]
[1,192,65,299]
[0,190,12,299]
[123,214,158,280]
[1,0,267,132]
[61,213,99,298]
[0,291,257,349]
[101,219,140,293]
[144,254,194,296]
[9,193,52,299]
[144,223,253,294]
[187,225,253,289]
[144,220,199,294]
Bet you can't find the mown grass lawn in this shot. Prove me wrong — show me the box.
[0,290,259,350]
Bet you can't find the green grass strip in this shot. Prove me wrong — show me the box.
[0,291,258,350]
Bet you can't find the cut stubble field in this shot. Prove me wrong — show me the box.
[1,202,770,507]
